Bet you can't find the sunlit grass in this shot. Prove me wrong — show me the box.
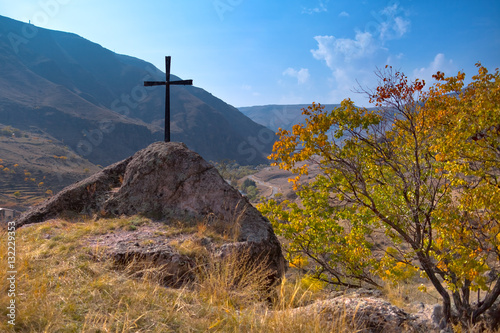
[0,217,357,332]
[2,217,498,332]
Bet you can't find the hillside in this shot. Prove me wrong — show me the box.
[238,104,340,132]
[0,125,100,209]
[0,15,275,167]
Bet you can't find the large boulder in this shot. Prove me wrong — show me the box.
[16,142,286,286]
[288,289,438,333]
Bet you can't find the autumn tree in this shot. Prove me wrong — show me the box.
[424,64,500,326]
[259,65,500,327]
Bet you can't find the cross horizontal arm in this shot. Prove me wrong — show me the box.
[169,79,193,86]
[144,81,166,86]
[144,80,193,87]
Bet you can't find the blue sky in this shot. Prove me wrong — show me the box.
[2,0,500,107]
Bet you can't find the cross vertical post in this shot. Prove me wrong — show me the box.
[144,56,193,142]
[164,56,171,142]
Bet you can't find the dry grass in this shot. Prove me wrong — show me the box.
[382,280,442,310]
[3,216,498,332]
[0,216,365,333]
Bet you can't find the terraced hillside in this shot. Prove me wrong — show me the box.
[0,126,99,209]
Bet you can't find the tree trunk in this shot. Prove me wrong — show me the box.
[416,251,452,322]
[472,278,500,324]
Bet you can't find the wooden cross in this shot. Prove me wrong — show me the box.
[144,56,193,142]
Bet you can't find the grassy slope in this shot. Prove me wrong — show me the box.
[0,216,362,333]
[2,215,499,332]
[0,128,100,209]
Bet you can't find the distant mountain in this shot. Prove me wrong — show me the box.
[0,15,275,168]
[238,104,340,132]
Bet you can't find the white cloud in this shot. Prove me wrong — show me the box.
[311,31,378,67]
[309,3,413,106]
[377,3,411,40]
[302,0,329,14]
[283,67,310,84]
[413,53,456,84]
[311,2,411,68]
[394,17,410,37]
[310,32,385,105]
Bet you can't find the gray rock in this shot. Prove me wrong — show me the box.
[431,304,447,330]
[16,156,131,226]
[289,295,416,333]
[288,295,457,333]
[16,142,287,286]
[410,302,453,333]
[87,225,196,287]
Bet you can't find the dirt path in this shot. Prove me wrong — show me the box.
[248,175,280,199]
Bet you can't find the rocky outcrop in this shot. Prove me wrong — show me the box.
[288,289,450,333]
[16,142,286,286]
[87,223,196,288]
[290,291,412,333]
[411,302,450,332]
[15,156,132,225]
[287,288,498,332]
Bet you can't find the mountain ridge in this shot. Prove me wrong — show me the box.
[238,103,341,132]
[0,15,275,168]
